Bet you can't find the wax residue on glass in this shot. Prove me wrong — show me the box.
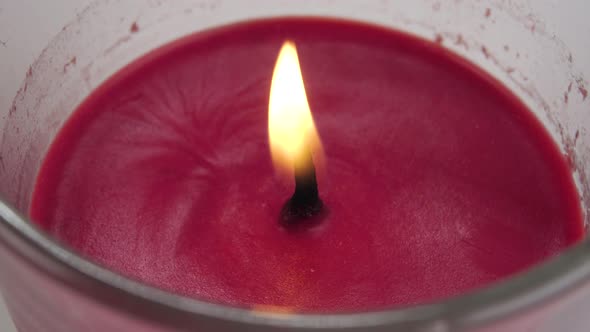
[31,18,583,312]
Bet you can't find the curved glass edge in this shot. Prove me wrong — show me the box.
[1,200,590,331]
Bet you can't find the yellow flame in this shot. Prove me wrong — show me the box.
[269,41,323,173]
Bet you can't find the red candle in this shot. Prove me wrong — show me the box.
[30,18,583,312]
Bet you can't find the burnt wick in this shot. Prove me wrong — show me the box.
[280,147,324,226]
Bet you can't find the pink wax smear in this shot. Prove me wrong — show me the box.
[31,18,583,312]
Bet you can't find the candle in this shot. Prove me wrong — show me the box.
[30,18,583,312]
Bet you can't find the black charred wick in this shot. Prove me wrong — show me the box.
[280,146,324,226]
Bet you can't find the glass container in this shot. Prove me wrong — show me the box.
[0,1,589,331]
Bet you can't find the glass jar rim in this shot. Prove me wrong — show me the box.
[2,199,590,331]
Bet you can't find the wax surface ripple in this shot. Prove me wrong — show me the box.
[31,18,583,312]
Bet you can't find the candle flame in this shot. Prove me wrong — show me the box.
[269,41,323,175]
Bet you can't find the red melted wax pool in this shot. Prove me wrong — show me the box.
[31,18,583,312]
